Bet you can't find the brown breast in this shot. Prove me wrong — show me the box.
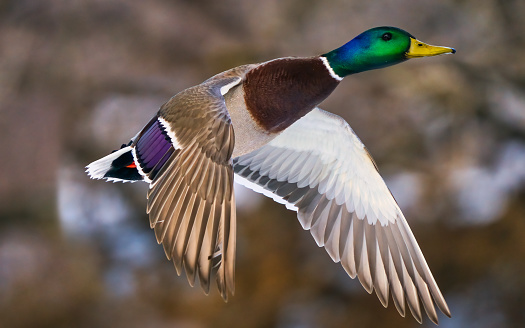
[243,57,340,133]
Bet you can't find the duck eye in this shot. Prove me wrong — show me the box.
[381,32,392,41]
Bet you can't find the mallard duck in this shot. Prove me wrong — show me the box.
[86,26,455,324]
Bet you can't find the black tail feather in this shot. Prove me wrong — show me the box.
[86,146,143,182]
[103,149,142,181]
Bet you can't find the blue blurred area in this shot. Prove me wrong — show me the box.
[1,1,525,327]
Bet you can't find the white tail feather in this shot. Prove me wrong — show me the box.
[86,146,133,180]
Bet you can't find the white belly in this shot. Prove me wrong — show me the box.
[224,85,280,158]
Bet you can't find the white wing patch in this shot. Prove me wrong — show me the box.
[131,147,153,184]
[219,77,242,95]
[158,116,183,150]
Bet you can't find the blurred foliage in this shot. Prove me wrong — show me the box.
[1,1,525,327]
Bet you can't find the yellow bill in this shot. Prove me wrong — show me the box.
[406,37,456,58]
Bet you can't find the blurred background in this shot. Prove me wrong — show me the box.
[1,0,525,327]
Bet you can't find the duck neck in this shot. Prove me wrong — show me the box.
[322,41,407,77]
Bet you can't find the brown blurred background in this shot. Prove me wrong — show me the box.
[1,0,525,327]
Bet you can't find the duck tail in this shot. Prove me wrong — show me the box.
[86,144,143,183]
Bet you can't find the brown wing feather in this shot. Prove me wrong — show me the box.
[143,74,243,300]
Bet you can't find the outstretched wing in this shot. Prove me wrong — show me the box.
[135,76,242,300]
[233,107,450,324]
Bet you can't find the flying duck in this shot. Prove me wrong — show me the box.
[86,26,455,324]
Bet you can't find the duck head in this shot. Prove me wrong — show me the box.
[322,26,455,78]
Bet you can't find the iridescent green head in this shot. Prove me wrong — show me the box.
[322,26,455,78]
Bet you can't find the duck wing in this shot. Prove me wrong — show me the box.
[141,76,242,300]
[233,107,450,324]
